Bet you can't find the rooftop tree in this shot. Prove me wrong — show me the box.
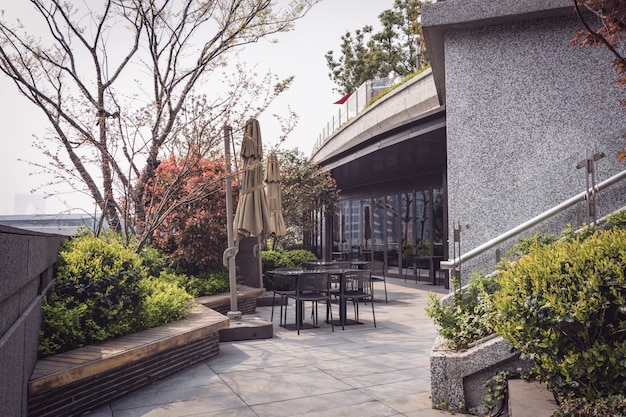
[325,0,431,95]
[0,0,317,248]
[271,148,338,249]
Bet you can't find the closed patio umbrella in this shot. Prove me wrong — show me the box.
[264,152,287,237]
[233,118,273,240]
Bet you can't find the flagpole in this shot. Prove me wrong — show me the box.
[223,124,241,320]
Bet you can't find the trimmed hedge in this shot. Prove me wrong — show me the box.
[492,228,626,401]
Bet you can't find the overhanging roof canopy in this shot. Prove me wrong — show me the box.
[318,106,446,196]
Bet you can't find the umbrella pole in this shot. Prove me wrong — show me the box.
[257,235,264,290]
[223,125,242,320]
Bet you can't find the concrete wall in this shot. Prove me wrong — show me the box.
[424,0,626,279]
[0,225,65,417]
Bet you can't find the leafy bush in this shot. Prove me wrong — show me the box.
[40,265,145,356]
[281,249,317,268]
[138,245,171,277]
[56,232,147,284]
[137,277,193,328]
[158,270,229,297]
[39,233,195,357]
[426,272,499,350]
[261,250,292,271]
[148,154,230,275]
[492,228,626,401]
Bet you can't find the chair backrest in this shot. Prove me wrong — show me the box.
[272,268,302,291]
[341,270,372,293]
[298,272,330,294]
[365,261,385,277]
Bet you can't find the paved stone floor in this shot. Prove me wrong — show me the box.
[84,278,471,417]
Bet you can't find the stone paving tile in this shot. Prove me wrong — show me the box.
[219,368,354,405]
[249,389,377,417]
[112,396,252,417]
[111,380,236,410]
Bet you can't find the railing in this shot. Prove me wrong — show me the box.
[441,168,626,274]
[312,75,402,154]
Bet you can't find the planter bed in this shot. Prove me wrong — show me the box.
[28,305,229,417]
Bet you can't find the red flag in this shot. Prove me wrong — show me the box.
[333,92,353,104]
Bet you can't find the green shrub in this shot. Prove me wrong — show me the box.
[137,277,194,328]
[425,272,499,350]
[39,233,195,358]
[38,297,89,357]
[281,249,317,268]
[56,232,146,283]
[40,266,145,357]
[261,250,292,271]
[605,209,626,230]
[138,245,170,277]
[159,270,229,297]
[261,249,317,290]
[492,228,626,400]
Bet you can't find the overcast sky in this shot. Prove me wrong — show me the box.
[0,0,395,215]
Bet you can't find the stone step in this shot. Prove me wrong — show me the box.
[218,315,274,342]
[508,379,556,417]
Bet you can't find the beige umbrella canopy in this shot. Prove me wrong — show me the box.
[265,153,287,237]
[233,118,273,240]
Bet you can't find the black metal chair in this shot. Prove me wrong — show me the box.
[286,271,334,335]
[365,260,388,303]
[270,268,301,326]
[334,270,376,330]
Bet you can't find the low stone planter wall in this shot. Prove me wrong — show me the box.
[430,334,530,415]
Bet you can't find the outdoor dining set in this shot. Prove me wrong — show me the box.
[269,260,388,334]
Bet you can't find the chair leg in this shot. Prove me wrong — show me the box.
[374,278,388,303]
[279,295,285,326]
[328,299,334,332]
[271,292,276,322]
[371,296,376,327]
[296,300,300,335]
[383,278,388,303]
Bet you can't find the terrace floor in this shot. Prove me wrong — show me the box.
[83,277,471,417]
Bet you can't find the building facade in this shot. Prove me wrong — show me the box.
[311,69,448,283]
[312,0,626,285]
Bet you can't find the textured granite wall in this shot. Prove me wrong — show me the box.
[0,226,64,417]
[443,13,626,278]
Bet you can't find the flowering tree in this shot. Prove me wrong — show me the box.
[146,150,234,274]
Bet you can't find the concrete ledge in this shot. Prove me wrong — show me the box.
[430,334,530,414]
[28,305,228,417]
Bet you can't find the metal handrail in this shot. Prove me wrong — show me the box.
[440,168,626,270]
